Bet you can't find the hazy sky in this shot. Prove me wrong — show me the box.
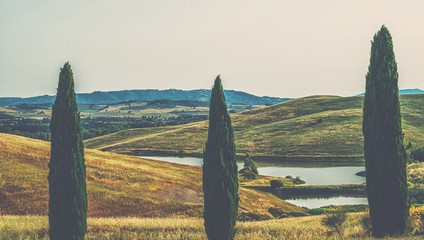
[1,1,424,98]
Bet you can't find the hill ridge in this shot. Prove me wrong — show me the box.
[0,89,292,106]
[85,94,424,163]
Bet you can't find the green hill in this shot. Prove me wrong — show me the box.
[85,95,424,163]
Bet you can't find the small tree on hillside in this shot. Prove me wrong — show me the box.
[363,25,408,237]
[239,153,258,180]
[49,62,87,240]
[243,153,258,175]
[203,75,239,240]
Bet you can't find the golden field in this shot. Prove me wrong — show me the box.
[2,212,424,239]
[0,133,304,219]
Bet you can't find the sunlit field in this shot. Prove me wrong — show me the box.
[2,213,424,240]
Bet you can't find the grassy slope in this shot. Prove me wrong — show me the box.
[0,133,304,219]
[85,94,424,162]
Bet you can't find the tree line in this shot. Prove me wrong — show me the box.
[0,114,207,141]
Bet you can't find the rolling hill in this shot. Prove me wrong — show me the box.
[0,133,304,219]
[85,94,424,163]
[0,89,291,106]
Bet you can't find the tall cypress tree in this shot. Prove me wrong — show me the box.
[48,62,87,240]
[363,25,408,237]
[203,75,239,240]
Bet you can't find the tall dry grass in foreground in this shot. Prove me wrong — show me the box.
[1,213,423,240]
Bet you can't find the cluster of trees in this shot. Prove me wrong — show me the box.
[0,113,207,141]
[81,115,207,139]
[0,118,51,141]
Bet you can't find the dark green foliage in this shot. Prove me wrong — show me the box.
[241,171,257,180]
[242,153,258,175]
[203,75,239,240]
[239,153,258,179]
[48,63,87,240]
[409,185,424,204]
[285,175,306,184]
[268,207,288,218]
[412,147,424,162]
[363,25,408,237]
[0,114,208,141]
[270,179,284,189]
[292,176,306,184]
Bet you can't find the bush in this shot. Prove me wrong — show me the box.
[321,206,347,239]
[242,171,257,180]
[238,211,271,221]
[409,185,424,204]
[268,207,288,219]
[242,153,258,175]
[270,180,284,189]
[293,176,306,184]
[413,148,424,162]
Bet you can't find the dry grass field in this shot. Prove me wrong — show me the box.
[2,213,424,239]
[0,133,304,220]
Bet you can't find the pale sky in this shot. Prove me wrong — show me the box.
[1,1,424,98]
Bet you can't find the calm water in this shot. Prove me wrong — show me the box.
[139,156,367,208]
[140,156,366,185]
[285,196,368,209]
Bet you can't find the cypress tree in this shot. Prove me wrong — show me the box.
[203,75,239,240]
[48,62,87,240]
[363,25,408,237]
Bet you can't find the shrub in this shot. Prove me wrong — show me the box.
[270,180,284,189]
[241,153,258,175]
[293,176,306,184]
[321,206,347,239]
[242,171,257,180]
[409,185,424,204]
[268,207,288,219]
[413,148,424,162]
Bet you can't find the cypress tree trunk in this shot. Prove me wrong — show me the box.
[48,62,87,240]
[203,75,239,240]
[363,26,408,237]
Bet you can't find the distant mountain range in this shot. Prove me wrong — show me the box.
[0,89,292,106]
[356,88,424,96]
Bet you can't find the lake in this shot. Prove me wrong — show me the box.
[285,195,368,209]
[139,155,367,208]
[140,156,366,185]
